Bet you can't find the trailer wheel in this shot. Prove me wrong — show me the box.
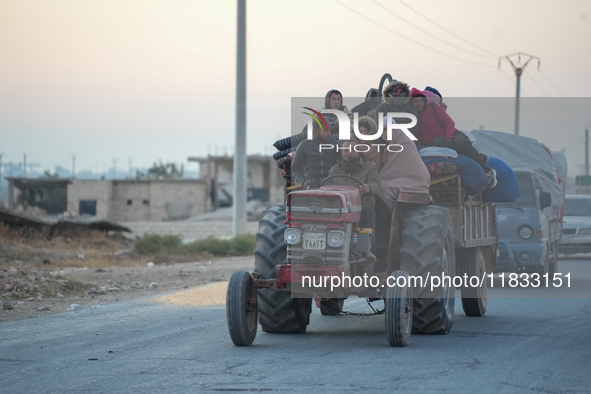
[320,298,345,315]
[400,205,455,334]
[255,205,311,333]
[226,271,257,346]
[385,270,413,347]
[460,246,487,317]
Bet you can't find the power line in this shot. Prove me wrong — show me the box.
[501,62,585,127]
[539,69,570,97]
[500,72,581,128]
[332,0,496,69]
[371,0,496,60]
[396,0,500,58]
[496,69,580,130]
[524,95,581,129]
[539,69,589,119]
[523,70,586,120]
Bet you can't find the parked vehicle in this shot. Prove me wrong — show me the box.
[471,131,565,276]
[559,194,591,255]
[495,170,560,274]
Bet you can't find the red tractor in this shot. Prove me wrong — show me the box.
[226,170,494,347]
[226,76,497,347]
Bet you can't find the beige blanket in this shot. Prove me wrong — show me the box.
[378,130,431,210]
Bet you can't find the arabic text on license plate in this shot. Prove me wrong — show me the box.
[303,233,325,250]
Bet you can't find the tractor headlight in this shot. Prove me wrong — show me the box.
[284,228,301,244]
[327,231,345,247]
[518,225,533,240]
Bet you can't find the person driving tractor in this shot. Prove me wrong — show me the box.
[328,139,381,249]
[291,120,339,189]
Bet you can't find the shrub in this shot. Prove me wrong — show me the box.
[160,234,182,252]
[134,234,256,257]
[135,234,182,255]
[186,234,256,256]
[185,237,228,256]
[228,234,256,255]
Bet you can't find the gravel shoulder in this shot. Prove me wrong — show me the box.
[1,254,253,323]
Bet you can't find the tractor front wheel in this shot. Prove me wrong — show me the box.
[385,270,413,347]
[226,271,258,346]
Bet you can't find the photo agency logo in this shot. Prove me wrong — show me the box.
[302,107,418,153]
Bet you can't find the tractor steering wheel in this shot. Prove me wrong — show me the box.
[320,175,368,199]
[321,174,365,187]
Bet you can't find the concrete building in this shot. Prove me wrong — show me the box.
[188,154,283,209]
[6,178,209,222]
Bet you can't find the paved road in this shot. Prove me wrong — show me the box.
[1,259,591,393]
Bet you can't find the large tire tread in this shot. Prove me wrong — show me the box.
[255,205,311,334]
[400,205,455,335]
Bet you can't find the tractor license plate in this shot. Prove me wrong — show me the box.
[303,233,326,250]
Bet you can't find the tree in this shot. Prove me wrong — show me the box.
[39,170,59,179]
[136,161,184,179]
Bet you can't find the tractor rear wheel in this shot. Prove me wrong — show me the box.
[400,205,455,334]
[255,205,311,333]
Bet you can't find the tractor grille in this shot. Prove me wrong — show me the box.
[289,196,341,219]
[287,223,349,265]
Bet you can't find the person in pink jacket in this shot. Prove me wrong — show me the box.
[410,88,497,188]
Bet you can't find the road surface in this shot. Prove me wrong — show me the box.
[1,258,590,393]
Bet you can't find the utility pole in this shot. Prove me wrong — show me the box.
[233,0,247,236]
[0,153,3,197]
[113,159,117,180]
[72,155,76,179]
[499,52,540,135]
[586,125,590,177]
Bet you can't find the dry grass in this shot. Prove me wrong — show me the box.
[0,224,215,270]
[0,223,140,269]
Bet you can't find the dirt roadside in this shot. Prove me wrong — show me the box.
[0,256,253,322]
[0,227,254,323]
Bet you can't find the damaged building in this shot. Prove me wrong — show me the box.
[4,154,282,222]
[6,178,210,222]
[188,154,284,209]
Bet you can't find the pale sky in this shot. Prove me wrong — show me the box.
[1,0,590,176]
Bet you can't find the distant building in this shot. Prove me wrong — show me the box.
[6,178,210,222]
[188,154,283,209]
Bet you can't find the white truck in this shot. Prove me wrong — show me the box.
[471,130,565,275]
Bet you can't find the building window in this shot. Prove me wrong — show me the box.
[79,200,97,216]
[127,199,132,205]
